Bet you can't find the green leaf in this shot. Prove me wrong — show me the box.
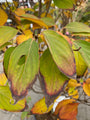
[0,42,12,51]
[0,86,26,112]
[43,30,76,78]
[74,40,90,68]
[73,46,87,77]
[4,47,15,75]
[65,22,90,34]
[40,49,69,106]
[53,0,75,9]
[41,17,55,27]
[7,39,39,100]
[0,26,18,46]
[72,32,90,36]
[20,14,48,29]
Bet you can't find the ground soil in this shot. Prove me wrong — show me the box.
[35,112,58,120]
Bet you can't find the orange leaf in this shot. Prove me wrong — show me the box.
[31,97,53,114]
[14,8,25,23]
[59,103,79,120]
[0,7,8,26]
[54,99,75,115]
[83,78,90,96]
[16,34,32,45]
[15,8,25,18]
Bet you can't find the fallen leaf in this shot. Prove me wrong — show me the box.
[31,97,53,114]
[59,103,79,120]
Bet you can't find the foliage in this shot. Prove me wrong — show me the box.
[0,0,90,119]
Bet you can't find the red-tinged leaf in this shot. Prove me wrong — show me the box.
[83,78,90,96]
[7,39,39,101]
[57,31,73,46]
[43,30,76,78]
[59,103,79,120]
[40,49,69,106]
[54,99,75,115]
[31,97,53,114]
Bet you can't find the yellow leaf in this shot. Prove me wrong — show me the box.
[24,30,33,36]
[0,73,7,86]
[39,34,47,44]
[31,97,53,114]
[14,8,25,23]
[21,14,48,29]
[67,79,81,88]
[41,12,52,18]
[15,8,25,16]
[83,78,90,96]
[68,88,79,99]
[16,34,32,45]
[0,7,8,26]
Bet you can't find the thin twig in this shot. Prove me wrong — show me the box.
[38,0,42,18]
[45,0,52,17]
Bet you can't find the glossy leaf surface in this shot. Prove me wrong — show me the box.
[0,26,18,46]
[40,49,69,106]
[7,39,39,100]
[43,30,76,78]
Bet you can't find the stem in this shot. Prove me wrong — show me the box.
[45,0,52,17]
[38,0,42,18]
